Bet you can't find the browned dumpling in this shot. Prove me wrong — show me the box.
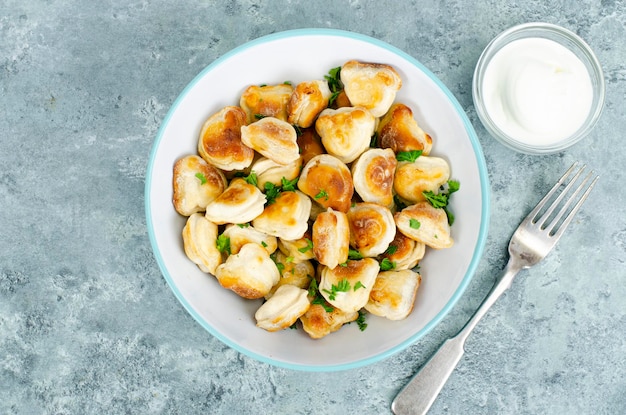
[312,208,350,269]
[351,148,397,208]
[347,203,396,257]
[172,154,227,216]
[182,213,223,275]
[265,251,314,299]
[340,60,402,117]
[221,223,277,255]
[395,201,454,249]
[296,128,325,165]
[287,80,332,128]
[315,106,375,163]
[394,156,451,204]
[198,106,254,171]
[365,269,421,320]
[204,178,266,225]
[255,284,311,332]
[319,258,379,313]
[241,117,300,166]
[214,243,280,299]
[297,154,354,213]
[277,231,316,263]
[240,83,293,124]
[377,103,433,155]
[380,230,425,271]
[300,303,358,339]
[252,190,311,241]
[250,156,302,191]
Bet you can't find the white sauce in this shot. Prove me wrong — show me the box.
[482,37,593,146]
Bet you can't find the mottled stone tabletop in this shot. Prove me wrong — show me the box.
[1,1,625,414]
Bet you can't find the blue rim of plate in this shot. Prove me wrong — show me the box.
[145,28,490,371]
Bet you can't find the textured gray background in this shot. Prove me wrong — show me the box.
[1,1,625,414]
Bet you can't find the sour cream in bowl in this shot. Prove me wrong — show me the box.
[473,22,605,154]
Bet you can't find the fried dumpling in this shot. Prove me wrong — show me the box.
[395,201,454,249]
[319,258,379,313]
[255,284,311,332]
[380,230,425,271]
[287,80,332,128]
[252,190,311,241]
[277,231,316,263]
[377,103,433,155]
[351,148,397,208]
[315,106,375,164]
[240,83,293,124]
[204,178,266,224]
[173,154,227,216]
[221,223,277,255]
[340,60,402,117]
[182,213,223,275]
[214,243,280,299]
[198,106,254,171]
[250,156,302,191]
[365,269,421,320]
[312,208,350,269]
[347,203,396,257]
[300,303,359,339]
[296,128,325,165]
[241,116,300,165]
[297,154,354,213]
[393,156,451,204]
[265,251,314,299]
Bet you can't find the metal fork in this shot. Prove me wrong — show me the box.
[391,162,599,415]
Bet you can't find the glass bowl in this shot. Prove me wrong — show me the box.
[472,22,605,154]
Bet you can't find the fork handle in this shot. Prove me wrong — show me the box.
[391,259,523,415]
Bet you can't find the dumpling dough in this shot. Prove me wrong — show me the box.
[394,156,451,204]
[215,243,280,299]
[172,154,227,216]
[312,208,350,269]
[377,103,433,155]
[265,251,314,299]
[394,201,454,249]
[300,303,358,339]
[255,284,311,332]
[297,154,354,213]
[380,231,425,271]
[252,190,311,241]
[296,128,325,165]
[240,83,293,124]
[221,223,277,255]
[351,148,397,208]
[319,258,379,313]
[250,156,302,191]
[365,269,421,320]
[340,60,402,117]
[198,106,254,171]
[347,203,396,257]
[315,106,375,164]
[277,231,316,263]
[287,80,332,128]
[204,178,266,225]
[182,213,222,275]
[241,116,300,166]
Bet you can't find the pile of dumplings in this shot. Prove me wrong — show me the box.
[172,60,456,339]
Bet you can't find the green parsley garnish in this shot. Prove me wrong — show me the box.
[384,245,398,255]
[379,258,396,271]
[394,195,408,211]
[423,180,460,225]
[195,172,207,185]
[325,66,343,106]
[353,281,366,291]
[396,150,423,162]
[281,176,298,191]
[216,235,230,254]
[409,218,421,229]
[356,310,368,331]
[309,279,334,312]
[298,238,314,253]
[254,113,267,120]
[370,132,378,148]
[348,249,364,260]
[323,278,351,301]
[236,223,250,228]
[243,171,258,186]
[284,81,292,85]
[261,241,268,248]
[264,182,281,204]
[314,189,329,200]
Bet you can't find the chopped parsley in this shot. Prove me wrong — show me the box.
[348,249,364,260]
[270,252,285,274]
[409,219,421,229]
[264,182,281,204]
[254,113,267,120]
[353,281,366,291]
[394,195,408,211]
[379,258,396,271]
[281,176,298,191]
[314,189,329,200]
[195,172,207,185]
[423,180,460,225]
[309,279,334,312]
[396,150,423,162]
[216,235,230,254]
[325,66,343,106]
[261,241,268,248]
[384,245,398,255]
[298,238,314,253]
[322,278,351,301]
[236,223,250,228]
[356,310,368,331]
[243,171,258,186]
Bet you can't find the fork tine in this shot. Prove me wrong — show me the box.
[535,164,587,229]
[551,174,598,240]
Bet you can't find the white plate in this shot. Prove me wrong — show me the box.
[145,29,490,371]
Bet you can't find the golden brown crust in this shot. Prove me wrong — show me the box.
[319,258,379,313]
[252,190,311,241]
[255,285,311,332]
[312,208,350,269]
[204,178,266,224]
[393,156,450,204]
[240,116,300,165]
[182,213,223,274]
[315,106,375,164]
[296,129,325,166]
[394,201,454,249]
[265,251,314,299]
[380,231,425,271]
[172,154,227,216]
[198,106,254,171]
[365,269,421,320]
[377,103,433,155]
[300,303,358,339]
[297,154,354,213]
[347,203,396,257]
[340,60,402,117]
[287,80,332,128]
[240,83,293,123]
[351,148,397,208]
